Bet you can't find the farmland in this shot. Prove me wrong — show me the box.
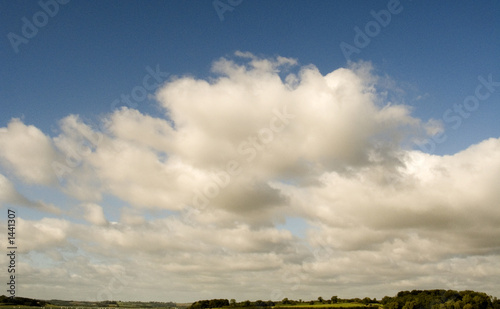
[2,290,500,309]
[275,303,380,308]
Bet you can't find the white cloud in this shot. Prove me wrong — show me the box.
[82,203,108,226]
[1,54,500,301]
[0,119,59,184]
[15,218,71,253]
[276,137,500,274]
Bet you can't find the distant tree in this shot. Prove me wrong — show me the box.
[331,296,338,304]
[385,302,399,309]
[255,300,266,307]
[402,301,416,309]
[362,298,372,305]
[454,301,463,309]
[189,299,229,309]
[318,297,324,304]
[230,299,236,307]
[493,297,500,309]
[463,295,473,304]
[381,296,392,305]
[243,300,251,307]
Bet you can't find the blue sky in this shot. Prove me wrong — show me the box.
[2,1,499,154]
[1,0,500,303]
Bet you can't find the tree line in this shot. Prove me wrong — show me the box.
[188,290,500,309]
[381,290,500,309]
[188,296,374,309]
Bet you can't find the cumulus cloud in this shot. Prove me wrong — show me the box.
[279,137,500,254]
[156,56,419,175]
[0,119,59,184]
[1,53,499,301]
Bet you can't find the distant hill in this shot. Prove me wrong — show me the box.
[0,295,47,306]
[0,296,175,308]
